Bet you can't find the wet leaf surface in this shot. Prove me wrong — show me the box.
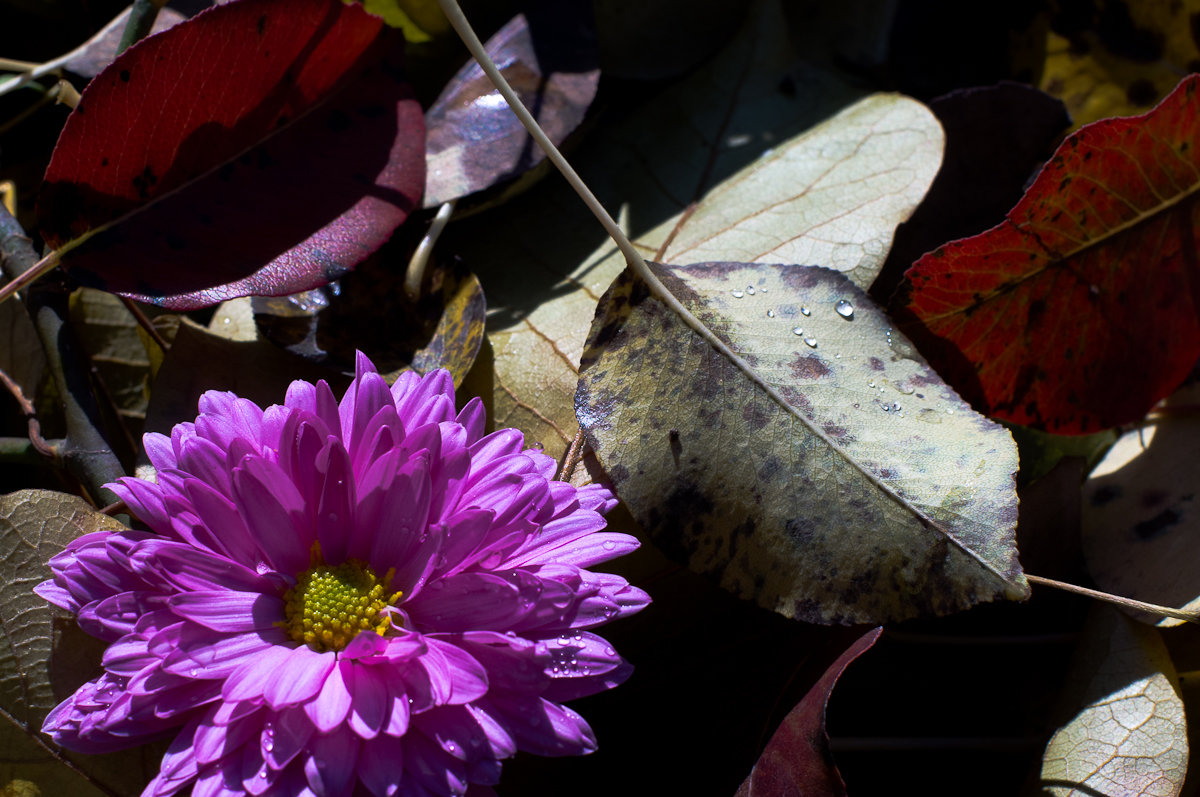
[424,9,599,207]
[444,0,882,462]
[1038,606,1188,796]
[1081,377,1200,628]
[735,627,881,797]
[901,75,1200,433]
[577,262,1025,624]
[0,490,161,796]
[38,0,425,308]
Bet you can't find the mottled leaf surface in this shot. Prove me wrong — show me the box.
[39,0,425,308]
[903,75,1200,433]
[445,0,861,460]
[577,262,1025,624]
[68,289,153,427]
[1039,606,1188,796]
[424,10,599,207]
[1082,378,1200,628]
[735,627,881,797]
[0,490,160,796]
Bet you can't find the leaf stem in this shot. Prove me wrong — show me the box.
[117,0,168,55]
[0,249,60,306]
[0,365,59,460]
[1026,573,1199,624]
[405,200,455,300]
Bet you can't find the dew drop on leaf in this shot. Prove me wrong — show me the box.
[835,299,854,318]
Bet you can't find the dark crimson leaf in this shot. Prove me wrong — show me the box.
[423,9,599,207]
[38,0,425,309]
[900,75,1200,433]
[735,627,882,797]
[872,83,1070,301]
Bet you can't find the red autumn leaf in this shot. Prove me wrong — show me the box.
[899,75,1200,434]
[38,0,425,309]
[734,627,882,797]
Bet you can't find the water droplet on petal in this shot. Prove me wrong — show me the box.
[792,327,804,336]
[835,299,854,318]
[800,306,811,316]
[602,540,616,551]
[804,337,817,348]
[731,289,745,298]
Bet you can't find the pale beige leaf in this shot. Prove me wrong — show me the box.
[577,262,1024,623]
[1082,379,1200,628]
[1039,607,1188,796]
[630,93,943,288]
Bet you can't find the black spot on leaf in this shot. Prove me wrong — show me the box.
[1134,508,1182,539]
[119,69,130,83]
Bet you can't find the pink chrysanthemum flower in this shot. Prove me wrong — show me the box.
[36,354,648,797]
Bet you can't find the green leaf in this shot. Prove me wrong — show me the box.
[0,489,159,796]
[1039,606,1188,796]
[576,263,1025,624]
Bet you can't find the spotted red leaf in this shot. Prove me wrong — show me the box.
[38,0,425,309]
[900,75,1200,433]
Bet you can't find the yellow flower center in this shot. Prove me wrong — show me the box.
[282,560,399,652]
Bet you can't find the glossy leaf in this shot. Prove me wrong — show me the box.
[38,0,425,309]
[1082,376,1200,627]
[902,75,1200,434]
[423,10,599,207]
[577,262,1026,624]
[1038,607,1188,796]
[0,490,160,796]
[735,627,882,797]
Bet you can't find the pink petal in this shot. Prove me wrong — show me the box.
[169,591,282,633]
[345,663,388,739]
[358,733,406,796]
[304,660,353,733]
[264,645,335,710]
[303,726,359,796]
[420,638,488,705]
[232,458,312,574]
[222,645,295,702]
